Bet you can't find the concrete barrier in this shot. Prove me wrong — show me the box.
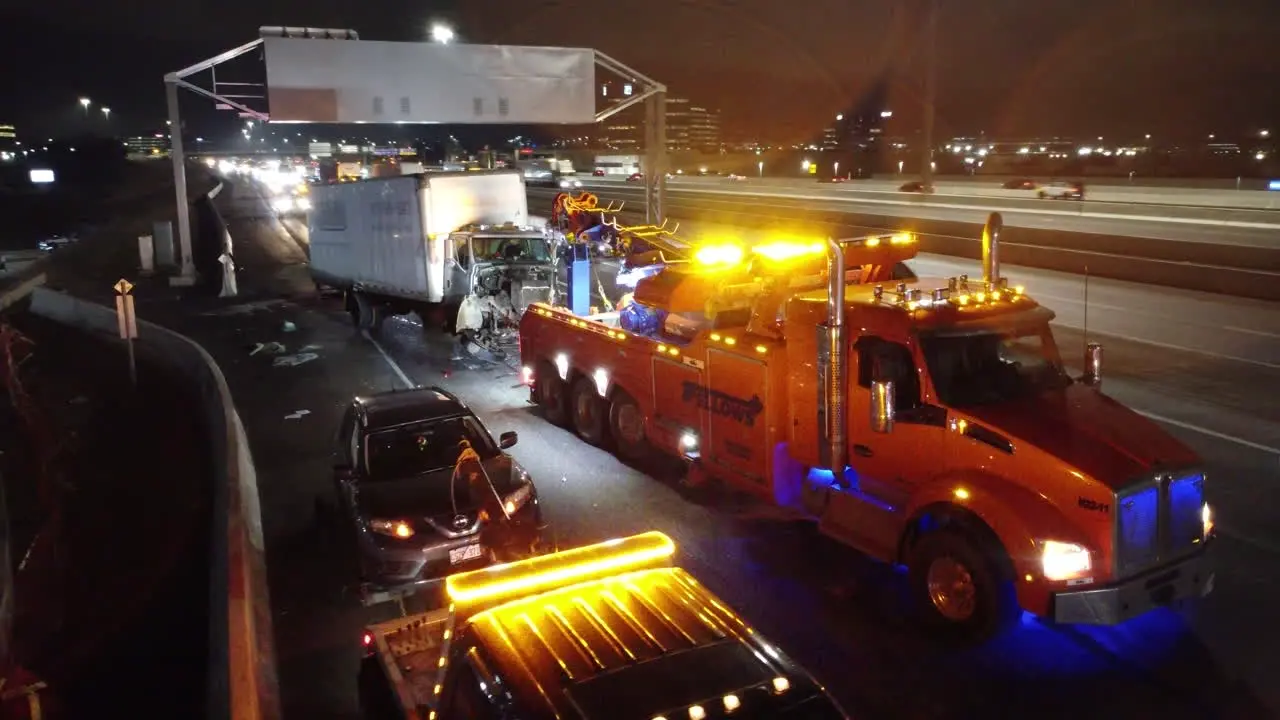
[0,274,47,313]
[26,285,279,720]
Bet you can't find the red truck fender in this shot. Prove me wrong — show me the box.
[901,470,1093,615]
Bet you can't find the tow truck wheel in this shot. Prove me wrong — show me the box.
[570,377,607,445]
[908,529,1018,642]
[608,392,648,459]
[536,361,569,425]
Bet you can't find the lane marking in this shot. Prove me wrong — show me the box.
[362,330,416,389]
[1134,410,1280,456]
[1052,323,1280,370]
[1226,325,1280,340]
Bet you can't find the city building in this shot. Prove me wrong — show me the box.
[595,81,721,152]
[813,79,891,176]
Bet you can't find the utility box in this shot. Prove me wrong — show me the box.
[138,235,155,275]
[153,221,176,268]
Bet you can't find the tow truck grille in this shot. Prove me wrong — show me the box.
[1115,472,1205,577]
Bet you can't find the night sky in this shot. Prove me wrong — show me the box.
[1,0,1277,142]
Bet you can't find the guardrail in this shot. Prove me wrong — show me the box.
[26,286,279,720]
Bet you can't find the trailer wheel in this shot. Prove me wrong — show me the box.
[350,292,377,330]
[570,377,607,445]
[907,529,1019,642]
[536,361,569,425]
[608,391,648,459]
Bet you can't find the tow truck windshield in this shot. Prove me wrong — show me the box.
[471,234,552,263]
[920,323,1072,408]
[365,415,499,481]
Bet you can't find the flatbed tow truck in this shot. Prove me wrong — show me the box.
[359,531,848,719]
[518,214,1215,639]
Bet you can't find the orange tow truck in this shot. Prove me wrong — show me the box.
[358,532,848,719]
[519,214,1215,639]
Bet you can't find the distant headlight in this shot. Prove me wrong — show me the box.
[1040,540,1091,581]
[295,197,312,211]
[271,196,294,212]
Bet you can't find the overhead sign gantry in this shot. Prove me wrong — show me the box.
[164,27,668,285]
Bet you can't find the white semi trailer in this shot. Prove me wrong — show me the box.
[308,170,557,340]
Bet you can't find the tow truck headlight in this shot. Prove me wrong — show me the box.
[1202,502,1213,537]
[1040,540,1091,581]
[369,518,415,540]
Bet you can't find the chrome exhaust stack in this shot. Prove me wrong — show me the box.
[820,237,847,473]
[981,211,1003,287]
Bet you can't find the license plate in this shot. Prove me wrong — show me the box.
[449,543,483,564]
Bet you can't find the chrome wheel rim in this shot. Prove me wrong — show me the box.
[926,556,977,621]
[615,403,644,443]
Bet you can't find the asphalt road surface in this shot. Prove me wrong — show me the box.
[548,183,1280,248]
[204,178,1279,719]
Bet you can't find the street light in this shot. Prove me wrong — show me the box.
[101,107,111,119]
[78,97,90,114]
[757,160,763,177]
[430,23,455,43]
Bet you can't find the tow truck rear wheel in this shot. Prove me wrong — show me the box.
[908,529,1018,642]
[536,361,569,426]
[608,391,648,460]
[570,376,607,445]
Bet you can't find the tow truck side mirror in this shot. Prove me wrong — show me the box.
[1081,342,1103,387]
[499,431,519,449]
[869,380,895,434]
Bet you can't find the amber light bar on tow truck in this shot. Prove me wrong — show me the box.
[445,530,677,609]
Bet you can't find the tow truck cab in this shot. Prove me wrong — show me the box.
[359,532,846,719]
[516,216,1214,637]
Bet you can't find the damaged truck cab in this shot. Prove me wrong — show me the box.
[518,214,1215,639]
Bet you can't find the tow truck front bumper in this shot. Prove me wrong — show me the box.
[1051,546,1214,625]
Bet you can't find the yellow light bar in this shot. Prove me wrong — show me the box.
[890,232,915,245]
[446,531,677,605]
[751,241,824,262]
[694,244,745,267]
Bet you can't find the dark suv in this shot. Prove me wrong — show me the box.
[331,387,545,601]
